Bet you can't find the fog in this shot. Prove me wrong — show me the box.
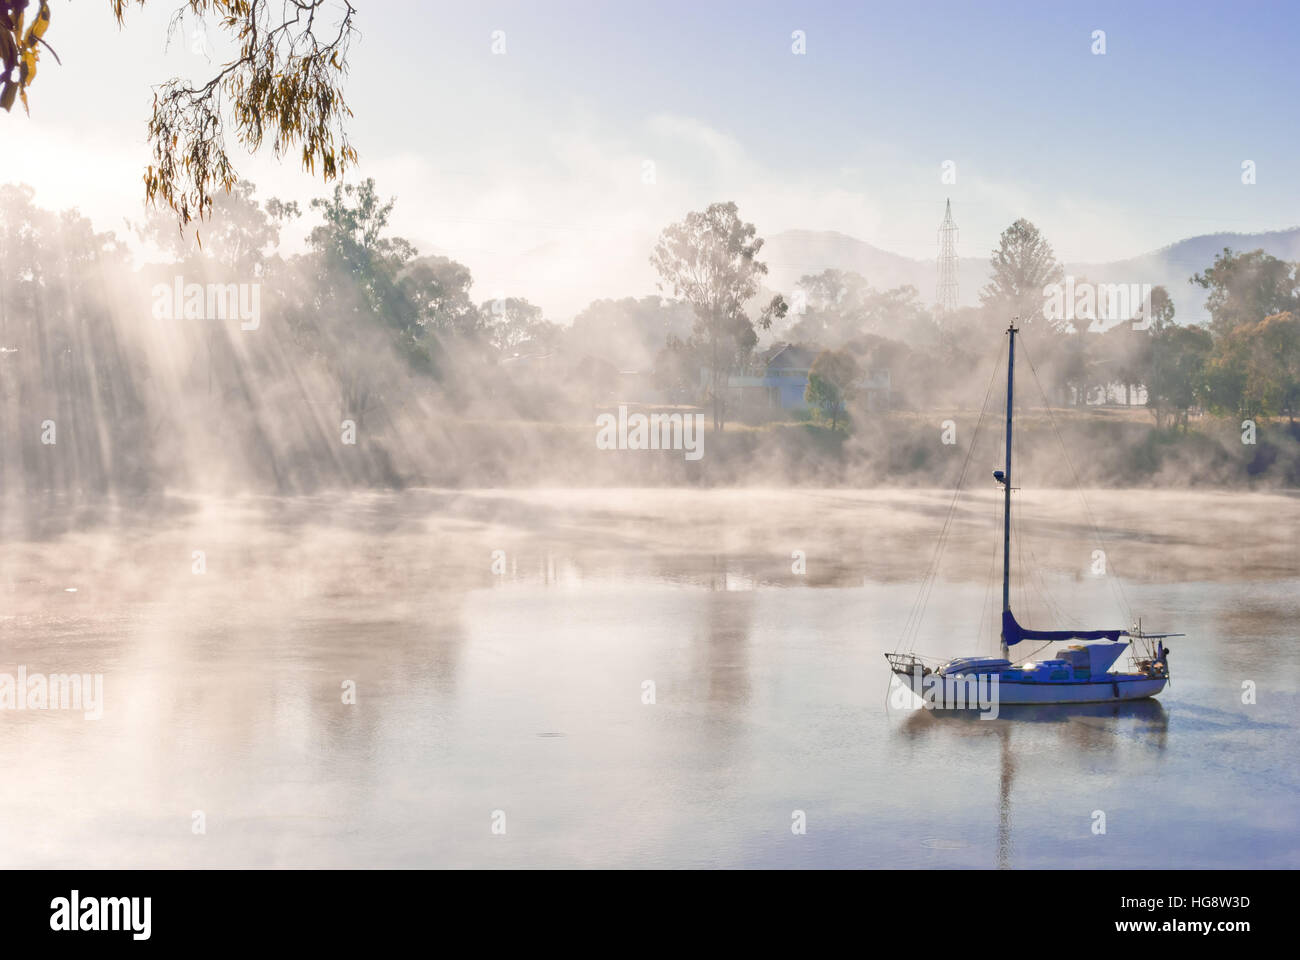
[3,484,1297,867]
[3,172,1298,868]
[3,177,1297,508]
[6,2,1300,877]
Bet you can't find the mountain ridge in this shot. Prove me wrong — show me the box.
[762,226,1300,324]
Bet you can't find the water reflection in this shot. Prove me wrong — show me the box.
[999,724,1012,869]
[695,571,754,707]
[897,699,1169,867]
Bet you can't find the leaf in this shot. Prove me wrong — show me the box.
[25,3,51,46]
[0,28,16,74]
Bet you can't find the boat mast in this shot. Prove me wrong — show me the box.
[1001,321,1017,659]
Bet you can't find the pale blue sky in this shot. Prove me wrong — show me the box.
[4,0,1296,316]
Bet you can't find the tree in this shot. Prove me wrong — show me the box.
[1145,284,1176,330]
[786,269,869,344]
[1148,323,1212,429]
[1209,312,1300,423]
[307,179,420,338]
[1248,312,1300,423]
[653,334,697,404]
[0,184,153,493]
[569,296,695,371]
[1191,248,1299,339]
[6,1,358,227]
[980,219,1064,325]
[405,255,480,337]
[650,202,787,430]
[134,178,299,274]
[1091,284,1174,407]
[289,178,430,422]
[479,297,553,356]
[805,348,862,430]
[785,271,936,348]
[1054,328,1095,406]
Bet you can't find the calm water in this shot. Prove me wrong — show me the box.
[1,488,1297,868]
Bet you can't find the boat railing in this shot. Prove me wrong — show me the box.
[884,652,930,676]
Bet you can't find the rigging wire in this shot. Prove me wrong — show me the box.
[1012,467,1073,628]
[1018,334,1135,627]
[1020,639,1055,661]
[896,338,1007,653]
[1013,500,1027,614]
[1024,533,1075,625]
[978,489,1001,655]
[1010,354,1094,638]
[980,382,1008,655]
[906,348,1004,652]
[1011,383,1038,626]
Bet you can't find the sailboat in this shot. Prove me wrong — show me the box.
[887,322,1181,706]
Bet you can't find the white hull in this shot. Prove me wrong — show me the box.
[893,668,1166,706]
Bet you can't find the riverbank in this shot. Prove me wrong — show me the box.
[5,405,1298,496]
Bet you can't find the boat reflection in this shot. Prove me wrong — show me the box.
[893,698,1169,867]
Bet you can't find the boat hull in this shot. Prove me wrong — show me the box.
[891,667,1166,707]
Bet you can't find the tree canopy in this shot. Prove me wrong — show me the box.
[5,1,358,228]
[980,218,1064,325]
[805,348,862,430]
[1191,248,1299,339]
[650,201,786,429]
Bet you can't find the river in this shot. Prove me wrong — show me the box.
[1,488,1296,867]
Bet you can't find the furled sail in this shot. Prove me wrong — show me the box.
[1001,609,1123,647]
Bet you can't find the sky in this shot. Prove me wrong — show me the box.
[3,0,1299,318]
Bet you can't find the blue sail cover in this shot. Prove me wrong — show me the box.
[1001,609,1124,647]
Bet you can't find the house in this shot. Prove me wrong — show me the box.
[704,342,892,412]
[702,343,818,411]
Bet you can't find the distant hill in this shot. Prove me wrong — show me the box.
[762,227,1300,325]
[761,230,984,309]
[1069,229,1300,324]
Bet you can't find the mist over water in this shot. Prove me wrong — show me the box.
[1,488,1295,868]
[4,100,1299,872]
